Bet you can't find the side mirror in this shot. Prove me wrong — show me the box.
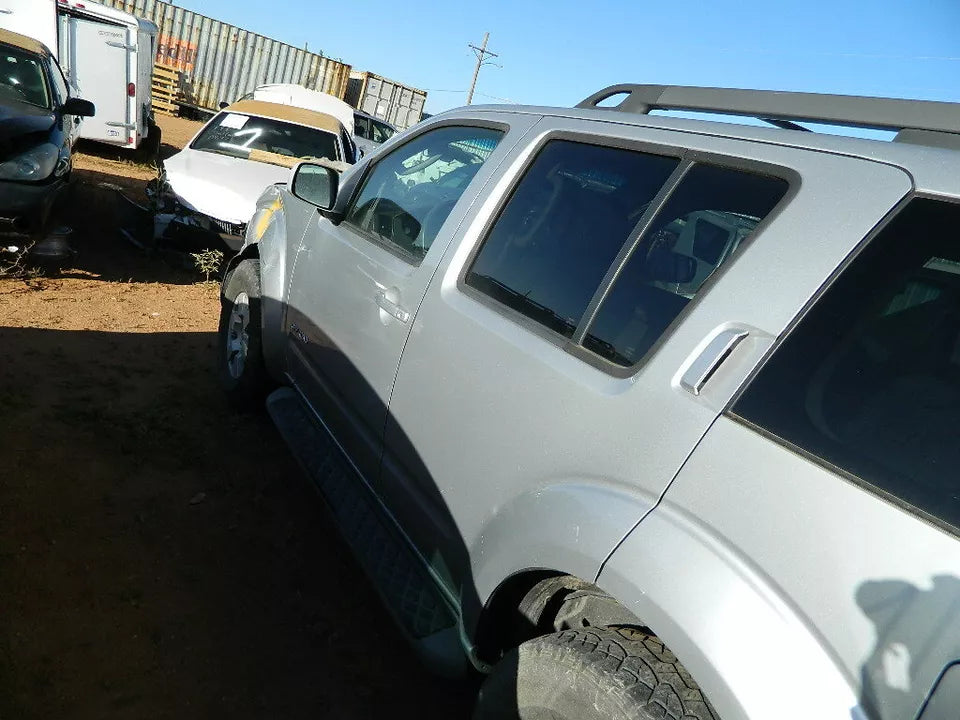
[62,97,95,117]
[219,101,229,110]
[290,162,339,211]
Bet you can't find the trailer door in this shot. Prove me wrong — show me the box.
[70,15,131,145]
[0,0,57,56]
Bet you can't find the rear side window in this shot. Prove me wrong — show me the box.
[733,198,960,531]
[465,140,680,338]
[465,138,788,366]
[584,165,787,365]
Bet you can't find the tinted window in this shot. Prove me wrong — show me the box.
[191,112,340,163]
[345,126,503,261]
[584,164,787,365]
[370,119,395,143]
[354,114,371,140]
[465,140,679,338]
[733,198,960,530]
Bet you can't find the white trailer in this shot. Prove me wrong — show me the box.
[0,0,158,150]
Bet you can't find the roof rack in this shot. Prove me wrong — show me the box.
[576,84,960,138]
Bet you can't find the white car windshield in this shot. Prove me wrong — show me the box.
[191,112,340,163]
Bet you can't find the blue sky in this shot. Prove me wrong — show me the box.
[173,0,960,116]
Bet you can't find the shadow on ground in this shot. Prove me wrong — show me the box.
[44,168,206,286]
[0,325,477,719]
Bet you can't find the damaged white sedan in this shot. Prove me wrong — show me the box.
[160,99,355,251]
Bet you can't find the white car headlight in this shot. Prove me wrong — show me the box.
[0,143,60,182]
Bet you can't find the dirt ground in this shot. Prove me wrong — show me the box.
[0,116,476,719]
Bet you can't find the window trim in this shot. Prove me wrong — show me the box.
[723,192,960,539]
[456,128,799,377]
[339,118,511,268]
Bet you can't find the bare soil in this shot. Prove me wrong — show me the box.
[0,116,476,719]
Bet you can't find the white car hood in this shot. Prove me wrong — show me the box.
[163,148,290,224]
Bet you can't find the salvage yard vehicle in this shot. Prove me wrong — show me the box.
[217,84,960,719]
[159,99,354,251]
[240,84,395,158]
[0,28,94,261]
[351,109,396,156]
[0,0,159,152]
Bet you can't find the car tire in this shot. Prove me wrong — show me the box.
[473,626,717,720]
[218,260,269,410]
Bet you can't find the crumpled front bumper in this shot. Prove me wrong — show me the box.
[149,173,247,252]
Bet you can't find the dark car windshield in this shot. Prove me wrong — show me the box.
[0,44,50,109]
[190,112,341,164]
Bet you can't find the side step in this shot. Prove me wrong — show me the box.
[266,388,466,675]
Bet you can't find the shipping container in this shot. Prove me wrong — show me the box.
[344,71,426,131]
[99,0,351,113]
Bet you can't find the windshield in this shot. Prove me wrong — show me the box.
[0,44,50,109]
[190,112,341,164]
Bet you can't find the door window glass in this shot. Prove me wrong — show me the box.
[465,140,680,338]
[48,59,69,106]
[370,119,395,143]
[584,164,787,365]
[344,125,504,261]
[353,114,370,139]
[733,198,960,530]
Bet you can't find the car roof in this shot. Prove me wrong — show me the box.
[224,99,344,135]
[449,102,960,197]
[0,28,51,57]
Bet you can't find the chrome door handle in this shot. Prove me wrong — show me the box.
[374,289,410,323]
[680,329,749,396]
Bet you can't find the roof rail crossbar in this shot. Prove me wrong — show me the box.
[576,84,960,135]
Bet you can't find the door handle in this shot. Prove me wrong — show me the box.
[374,289,410,323]
[680,329,749,396]
[0,9,13,14]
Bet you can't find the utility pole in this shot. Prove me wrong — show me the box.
[466,32,498,105]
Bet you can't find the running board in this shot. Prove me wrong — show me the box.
[266,388,465,675]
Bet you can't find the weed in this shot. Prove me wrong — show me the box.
[190,248,224,282]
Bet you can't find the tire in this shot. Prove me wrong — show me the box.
[217,260,269,410]
[474,627,718,720]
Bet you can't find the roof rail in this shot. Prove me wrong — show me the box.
[576,84,960,137]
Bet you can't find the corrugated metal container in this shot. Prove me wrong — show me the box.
[98,0,351,111]
[345,71,427,130]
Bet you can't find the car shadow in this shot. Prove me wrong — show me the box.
[855,575,960,720]
[0,325,478,719]
[39,168,207,286]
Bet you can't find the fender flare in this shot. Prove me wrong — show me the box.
[597,503,862,720]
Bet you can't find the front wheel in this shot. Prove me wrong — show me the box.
[217,259,269,410]
[474,627,717,720]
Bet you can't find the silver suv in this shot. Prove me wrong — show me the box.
[217,84,960,720]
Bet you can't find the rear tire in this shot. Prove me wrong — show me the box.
[218,260,269,410]
[473,627,717,720]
